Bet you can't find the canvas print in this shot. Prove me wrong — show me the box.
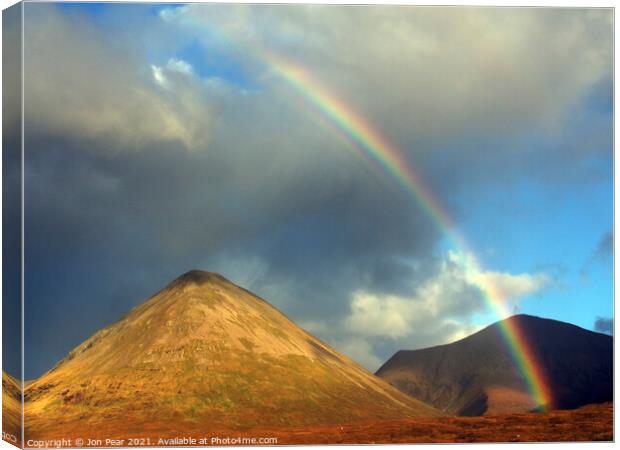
[2,2,613,447]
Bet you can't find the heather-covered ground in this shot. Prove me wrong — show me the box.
[10,402,611,447]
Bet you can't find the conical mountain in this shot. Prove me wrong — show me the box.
[376,315,612,416]
[25,270,439,439]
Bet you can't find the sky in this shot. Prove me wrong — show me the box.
[2,3,613,379]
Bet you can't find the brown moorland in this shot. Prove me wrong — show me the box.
[16,402,612,446]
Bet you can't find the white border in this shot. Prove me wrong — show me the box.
[0,2,615,450]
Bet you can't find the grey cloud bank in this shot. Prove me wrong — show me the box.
[594,317,613,335]
[10,4,612,377]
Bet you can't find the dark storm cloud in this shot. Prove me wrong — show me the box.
[595,231,613,260]
[20,5,444,377]
[580,230,613,278]
[594,317,613,335]
[17,4,613,376]
[3,4,22,379]
[22,122,441,376]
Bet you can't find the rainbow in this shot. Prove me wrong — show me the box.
[185,21,553,408]
[263,50,553,410]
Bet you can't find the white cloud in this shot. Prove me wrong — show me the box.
[167,58,194,76]
[345,292,413,339]
[335,251,553,370]
[451,251,553,305]
[444,320,484,343]
[474,271,552,301]
[344,251,552,340]
[160,5,612,150]
[24,7,213,150]
[151,64,169,88]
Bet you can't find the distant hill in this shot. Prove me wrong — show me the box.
[24,270,439,440]
[376,315,612,416]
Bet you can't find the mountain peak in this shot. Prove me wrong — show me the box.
[506,313,538,320]
[502,313,546,324]
[489,314,599,339]
[169,269,227,287]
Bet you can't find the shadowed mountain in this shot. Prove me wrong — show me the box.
[24,270,439,440]
[376,315,613,416]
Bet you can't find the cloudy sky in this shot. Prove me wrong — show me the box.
[4,3,612,379]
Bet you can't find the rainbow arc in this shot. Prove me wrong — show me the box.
[267,51,553,409]
[191,26,554,409]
